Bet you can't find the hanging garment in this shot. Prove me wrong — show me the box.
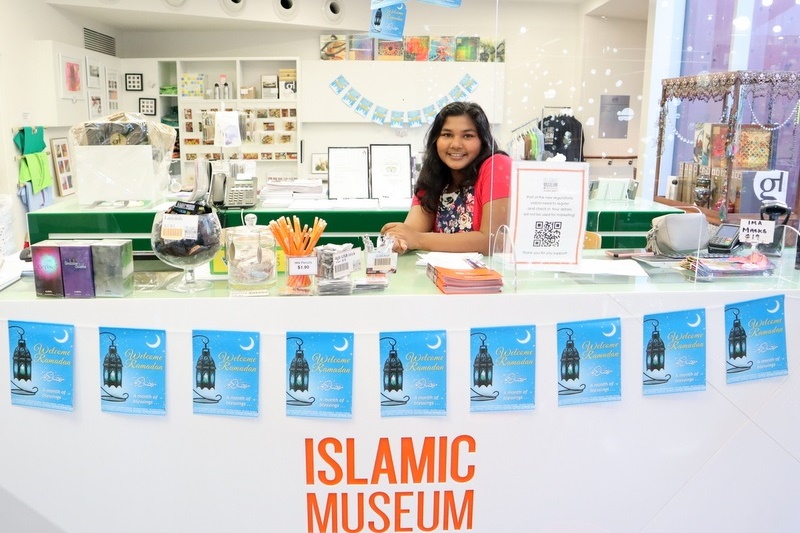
[19,152,54,194]
[13,126,46,155]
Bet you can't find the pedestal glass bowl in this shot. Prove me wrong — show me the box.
[151,209,222,293]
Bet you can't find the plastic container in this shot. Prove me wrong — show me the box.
[226,214,277,295]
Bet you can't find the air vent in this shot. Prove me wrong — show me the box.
[84,28,116,56]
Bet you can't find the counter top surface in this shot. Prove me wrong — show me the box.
[2,250,799,302]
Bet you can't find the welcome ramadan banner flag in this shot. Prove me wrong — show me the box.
[556,318,622,406]
[642,309,707,395]
[98,326,166,415]
[285,331,354,419]
[379,329,447,417]
[8,320,74,411]
[469,325,536,412]
[192,329,260,417]
[724,295,788,384]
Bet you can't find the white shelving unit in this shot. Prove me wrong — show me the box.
[166,57,300,187]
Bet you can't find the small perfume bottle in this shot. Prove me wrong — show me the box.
[213,83,220,99]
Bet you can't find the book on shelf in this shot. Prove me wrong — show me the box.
[403,36,430,61]
[377,39,404,61]
[348,34,375,60]
[428,36,456,62]
[320,34,347,60]
[426,263,503,294]
[455,36,479,62]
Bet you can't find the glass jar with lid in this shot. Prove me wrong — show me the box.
[225,214,277,295]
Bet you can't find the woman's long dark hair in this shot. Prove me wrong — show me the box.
[414,101,501,214]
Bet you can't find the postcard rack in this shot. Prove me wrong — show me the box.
[653,70,800,220]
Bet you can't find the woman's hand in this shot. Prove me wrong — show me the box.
[380,222,417,253]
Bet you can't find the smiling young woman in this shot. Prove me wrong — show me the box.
[380,102,511,255]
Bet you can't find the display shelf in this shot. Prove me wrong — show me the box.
[173,57,301,186]
[654,70,800,220]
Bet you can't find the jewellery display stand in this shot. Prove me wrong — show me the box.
[654,70,800,222]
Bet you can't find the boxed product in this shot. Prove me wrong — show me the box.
[261,75,279,99]
[180,73,207,98]
[31,240,64,297]
[91,239,134,297]
[278,68,297,100]
[60,241,95,298]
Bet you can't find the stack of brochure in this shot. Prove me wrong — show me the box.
[679,251,775,280]
[425,262,503,294]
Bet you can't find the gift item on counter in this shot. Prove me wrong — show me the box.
[226,213,277,296]
[151,201,222,293]
[315,243,359,295]
[31,240,64,297]
[69,112,177,206]
[646,213,710,256]
[60,241,95,298]
[91,239,134,297]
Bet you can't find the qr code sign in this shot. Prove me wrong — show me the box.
[533,220,562,247]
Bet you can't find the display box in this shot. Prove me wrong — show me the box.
[91,239,134,297]
[60,241,95,298]
[31,240,64,297]
[261,75,278,99]
[180,72,206,98]
[240,86,256,99]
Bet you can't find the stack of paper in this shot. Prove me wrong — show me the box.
[426,263,503,294]
[680,251,775,280]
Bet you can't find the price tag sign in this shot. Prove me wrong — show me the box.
[332,249,361,279]
[366,251,398,273]
[739,218,775,244]
[288,255,317,275]
[160,213,198,241]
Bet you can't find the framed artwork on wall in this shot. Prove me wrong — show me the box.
[50,137,75,196]
[88,89,104,119]
[86,57,101,89]
[311,153,328,174]
[59,54,84,100]
[139,97,156,116]
[106,67,119,112]
[125,73,143,91]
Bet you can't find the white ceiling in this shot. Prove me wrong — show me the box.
[51,0,649,33]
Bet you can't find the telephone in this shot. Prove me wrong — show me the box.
[707,223,741,254]
[211,172,257,208]
[758,200,791,256]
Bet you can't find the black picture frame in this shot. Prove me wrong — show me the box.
[139,97,157,116]
[125,73,143,91]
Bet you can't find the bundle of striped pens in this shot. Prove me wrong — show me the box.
[268,215,327,289]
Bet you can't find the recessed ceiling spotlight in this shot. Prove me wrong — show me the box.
[274,0,298,21]
[322,0,344,24]
[220,0,246,16]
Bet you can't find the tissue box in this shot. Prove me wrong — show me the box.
[60,241,95,298]
[91,239,134,297]
[31,240,64,297]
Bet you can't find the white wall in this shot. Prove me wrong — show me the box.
[0,2,120,253]
[0,1,648,251]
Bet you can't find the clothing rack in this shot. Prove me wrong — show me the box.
[510,118,540,135]
[540,105,573,122]
[15,151,51,161]
[11,126,49,134]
